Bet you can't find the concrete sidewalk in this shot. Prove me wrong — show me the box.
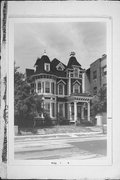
[15,127,105,140]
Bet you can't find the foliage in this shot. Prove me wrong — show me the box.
[14,65,43,129]
[91,86,107,117]
[43,111,53,126]
[57,113,69,125]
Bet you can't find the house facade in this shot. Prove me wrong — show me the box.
[85,54,107,96]
[26,51,92,124]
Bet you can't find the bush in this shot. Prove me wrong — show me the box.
[43,112,53,126]
[57,113,69,125]
[80,119,94,126]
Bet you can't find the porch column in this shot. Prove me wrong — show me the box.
[69,103,72,121]
[82,72,85,93]
[74,101,77,123]
[87,101,90,121]
[50,102,52,118]
[68,73,71,95]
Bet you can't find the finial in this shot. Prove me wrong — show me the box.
[70,51,75,56]
[43,50,46,55]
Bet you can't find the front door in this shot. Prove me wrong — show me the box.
[77,105,81,121]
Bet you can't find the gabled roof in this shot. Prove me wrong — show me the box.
[51,58,66,77]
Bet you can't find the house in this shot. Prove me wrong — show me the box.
[85,54,107,96]
[26,51,92,124]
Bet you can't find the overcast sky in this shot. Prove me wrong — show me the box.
[14,22,106,73]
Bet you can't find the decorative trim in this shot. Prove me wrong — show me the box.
[73,80,81,85]
[57,79,66,85]
[56,62,65,71]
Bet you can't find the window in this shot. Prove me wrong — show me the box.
[74,68,79,78]
[38,82,41,93]
[73,83,80,94]
[58,83,64,95]
[44,63,50,72]
[56,63,65,71]
[59,103,64,117]
[52,103,55,117]
[45,102,50,115]
[45,81,50,93]
[93,87,97,95]
[102,66,107,76]
[93,70,97,79]
[42,82,44,93]
[51,82,55,94]
[31,83,35,93]
[57,66,63,71]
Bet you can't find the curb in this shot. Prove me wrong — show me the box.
[15,131,103,139]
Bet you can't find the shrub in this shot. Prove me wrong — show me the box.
[57,113,69,125]
[43,112,53,126]
[80,119,94,126]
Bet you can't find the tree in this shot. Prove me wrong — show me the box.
[91,86,107,117]
[14,65,43,130]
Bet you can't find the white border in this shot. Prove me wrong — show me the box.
[6,1,120,179]
[8,16,111,165]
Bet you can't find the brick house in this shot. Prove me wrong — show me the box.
[85,54,107,96]
[26,51,92,124]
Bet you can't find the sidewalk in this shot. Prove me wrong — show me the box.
[15,126,106,139]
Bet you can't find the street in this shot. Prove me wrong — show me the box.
[14,133,107,160]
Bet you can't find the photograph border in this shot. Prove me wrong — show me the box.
[8,17,112,166]
[3,1,120,179]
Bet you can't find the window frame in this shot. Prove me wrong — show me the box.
[93,70,97,80]
[73,83,80,94]
[58,83,65,95]
[44,63,50,72]
[74,68,79,78]
[45,81,50,93]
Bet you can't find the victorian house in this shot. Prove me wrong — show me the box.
[26,52,92,124]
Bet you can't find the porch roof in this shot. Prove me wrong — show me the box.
[67,93,92,102]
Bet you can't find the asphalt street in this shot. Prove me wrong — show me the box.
[14,133,107,160]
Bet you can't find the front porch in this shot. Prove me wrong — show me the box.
[67,94,92,124]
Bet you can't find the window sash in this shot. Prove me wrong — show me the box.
[58,84,64,95]
[73,84,80,93]
[38,82,41,93]
[45,81,50,93]
[74,68,79,77]
[51,82,55,94]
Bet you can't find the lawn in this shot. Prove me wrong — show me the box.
[19,125,102,136]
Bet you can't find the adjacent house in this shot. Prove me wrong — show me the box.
[26,51,92,124]
[85,54,107,96]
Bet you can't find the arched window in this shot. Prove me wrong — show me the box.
[73,83,80,94]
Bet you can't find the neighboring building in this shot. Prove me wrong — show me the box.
[85,54,107,96]
[26,51,92,124]
[101,54,107,88]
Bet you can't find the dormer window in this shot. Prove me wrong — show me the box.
[44,63,50,72]
[74,68,79,78]
[56,63,65,71]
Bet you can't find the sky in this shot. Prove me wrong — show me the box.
[14,22,106,73]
